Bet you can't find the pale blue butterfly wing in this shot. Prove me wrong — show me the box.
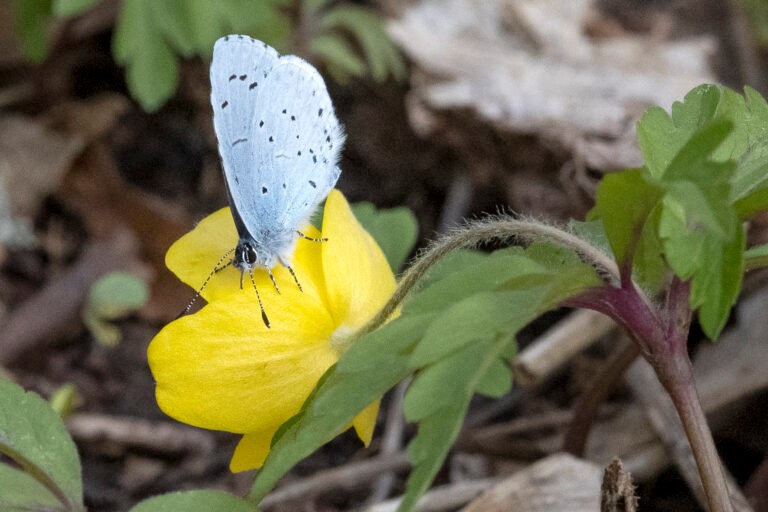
[210,35,343,269]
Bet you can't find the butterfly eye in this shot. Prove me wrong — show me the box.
[243,244,258,265]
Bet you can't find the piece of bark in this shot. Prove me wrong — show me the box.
[388,0,716,172]
[460,453,601,512]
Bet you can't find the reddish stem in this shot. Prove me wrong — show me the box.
[568,278,733,512]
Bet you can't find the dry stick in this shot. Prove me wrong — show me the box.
[67,413,215,456]
[259,452,411,508]
[626,359,752,512]
[513,309,617,385]
[365,477,502,512]
[0,228,140,366]
[562,336,640,456]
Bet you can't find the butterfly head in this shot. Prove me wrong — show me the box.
[234,241,259,271]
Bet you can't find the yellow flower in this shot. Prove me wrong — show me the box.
[148,190,395,471]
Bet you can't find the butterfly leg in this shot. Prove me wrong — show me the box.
[179,248,235,317]
[283,263,303,292]
[296,230,328,242]
[248,269,271,328]
[266,267,281,294]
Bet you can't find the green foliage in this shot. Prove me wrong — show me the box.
[11,0,51,63]
[129,490,255,512]
[249,243,602,510]
[11,0,403,111]
[352,202,419,271]
[595,84,768,338]
[311,3,407,83]
[113,0,291,111]
[83,271,149,346]
[0,381,84,511]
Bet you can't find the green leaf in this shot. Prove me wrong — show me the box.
[84,272,148,346]
[594,169,663,269]
[319,5,406,82]
[352,202,419,271]
[400,400,469,512]
[691,226,745,339]
[310,34,367,81]
[129,490,255,512]
[0,381,83,511]
[0,464,60,512]
[404,248,540,314]
[637,84,721,179]
[475,356,512,398]
[11,0,52,63]
[52,0,97,17]
[113,0,180,111]
[410,290,532,368]
[249,314,433,502]
[720,87,768,202]
[401,332,510,511]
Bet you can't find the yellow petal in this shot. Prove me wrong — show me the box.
[166,207,325,304]
[230,431,274,472]
[321,190,397,331]
[352,400,380,446]
[148,288,337,433]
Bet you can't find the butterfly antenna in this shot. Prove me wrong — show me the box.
[266,267,281,294]
[296,230,328,242]
[178,249,235,318]
[248,269,270,328]
[285,264,303,292]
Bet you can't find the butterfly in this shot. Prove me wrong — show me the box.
[186,35,344,327]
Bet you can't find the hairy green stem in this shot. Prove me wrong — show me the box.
[360,216,620,337]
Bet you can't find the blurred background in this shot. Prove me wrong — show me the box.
[1,0,768,510]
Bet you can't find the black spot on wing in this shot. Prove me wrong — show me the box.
[269,136,274,142]
[221,101,229,109]
[228,74,236,81]
[309,180,316,188]
[318,108,323,117]
[262,186,268,194]
[249,82,258,90]
[259,120,264,127]
[239,74,247,80]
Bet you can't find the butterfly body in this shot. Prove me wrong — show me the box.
[210,34,344,275]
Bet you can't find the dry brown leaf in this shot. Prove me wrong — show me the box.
[388,0,716,171]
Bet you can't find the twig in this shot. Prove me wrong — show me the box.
[260,452,411,508]
[563,335,640,456]
[67,413,214,456]
[365,477,501,512]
